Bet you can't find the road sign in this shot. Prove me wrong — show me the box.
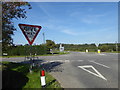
[19,24,42,45]
[95,43,99,47]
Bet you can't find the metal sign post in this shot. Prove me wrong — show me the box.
[95,43,99,53]
[19,24,42,72]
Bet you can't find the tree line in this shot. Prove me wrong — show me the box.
[2,40,58,56]
[2,40,120,56]
[3,44,49,56]
[56,43,120,52]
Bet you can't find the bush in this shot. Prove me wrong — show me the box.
[5,45,50,56]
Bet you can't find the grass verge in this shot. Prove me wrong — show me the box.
[2,51,70,58]
[1,61,61,89]
[24,71,61,88]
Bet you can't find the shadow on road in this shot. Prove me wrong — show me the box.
[40,61,63,72]
[20,59,45,64]
[20,59,64,72]
[44,79,56,88]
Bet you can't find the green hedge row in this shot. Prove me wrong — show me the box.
[5,45,50,56]
[56,43,120,52]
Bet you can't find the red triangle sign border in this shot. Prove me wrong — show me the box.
[19,24,42,45]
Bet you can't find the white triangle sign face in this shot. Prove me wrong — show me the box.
[19,24,42,45]
[78,65,107,81]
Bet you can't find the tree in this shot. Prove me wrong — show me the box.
[2,1,32,52]
[99,45,109,52]
[46,40,56,50]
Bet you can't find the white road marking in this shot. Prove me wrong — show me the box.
[108,53,113,54]
[12,61,17,63]
[89,60,110,68]
[52,60,84,62]
[77,60,83,62]
[49,61,55,62]
[44,60,70,63]
[65,60,70,62]
[42,59,84,63]
[78,65,107,81]
[97,53,106,55]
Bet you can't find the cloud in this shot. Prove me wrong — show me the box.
[69,10,107,24]
[63,27,115,36]
[81,14,106,24]
[62,29,79,36]
[70,12,81,17]
[81,18,93,24]
[88,8,94,12]
[37,4,54,18]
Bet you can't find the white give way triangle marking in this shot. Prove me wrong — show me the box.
[78,65,107,81]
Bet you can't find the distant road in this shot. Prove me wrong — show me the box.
[2,52,119,88]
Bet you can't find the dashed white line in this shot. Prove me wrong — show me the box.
[46,60,70,63]
[89,60,110,68]
[64,60,70,62]
[97,53,106,55]
[41,59,84,63]
[41,59,84,64]
[77,60,84,62]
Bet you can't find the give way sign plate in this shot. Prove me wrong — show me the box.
[19,24,42,45]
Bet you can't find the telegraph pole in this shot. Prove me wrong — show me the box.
[116,41,118,51]
[43,33,45,44]
[43,32,46,54]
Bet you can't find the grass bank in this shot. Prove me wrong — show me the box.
[2,51,69,58]
[1,61,61,89]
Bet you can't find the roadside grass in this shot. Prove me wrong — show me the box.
[1,61,61,89]
[1,50,119,58]
[24,71,61,88]
[2,51,69,58]
[66,50,120,53]
[103,51,120,53]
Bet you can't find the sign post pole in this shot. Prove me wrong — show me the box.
[30,45,33,72]
[19,24,42,73]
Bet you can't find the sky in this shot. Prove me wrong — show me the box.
[12,2,118,45]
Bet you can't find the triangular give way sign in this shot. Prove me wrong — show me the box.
[19,24,42,45]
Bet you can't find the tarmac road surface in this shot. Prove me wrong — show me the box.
[2,52,119,88]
